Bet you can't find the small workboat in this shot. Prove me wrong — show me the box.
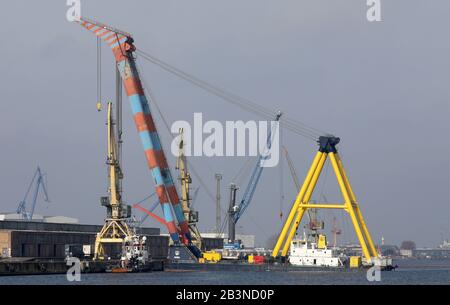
[288,232,347,267]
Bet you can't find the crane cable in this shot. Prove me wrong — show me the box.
[136,49,320,140]
[135,192,160,226]
[282,146,312,223]
[96,37,102,111]
[135,50,323,227]
[137,65,230,218]
[134,53,325,238]
[231,157,254,186]
[135,49,327,141]
[280,128,284,221]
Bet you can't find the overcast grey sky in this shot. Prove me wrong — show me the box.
[0,0,449,247]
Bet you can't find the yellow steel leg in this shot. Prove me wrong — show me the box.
[335,154,378,257]
[354,206,378,257]
[329,152,371,263]
[281,152,328,256]
[335,154,357,201]
[346,207,371,263]
[94,235,104,260]
[271,151,323,257]
[280,207,306,256]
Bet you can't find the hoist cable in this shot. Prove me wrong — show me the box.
[138,65,229,218]
[96,37,102,106]
[135,49,326,141]
[136,50,320,140]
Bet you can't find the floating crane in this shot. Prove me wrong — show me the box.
[226,112,282,249]
[16,166,50,220]
[271,136,378,264]
[76,17,200,259]
[75,16,380,265]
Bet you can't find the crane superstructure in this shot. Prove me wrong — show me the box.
[176,128,202,250]
[95,102,133,259]
[16,166,50,220]
[76,17,199,257]
[226,112,282,249]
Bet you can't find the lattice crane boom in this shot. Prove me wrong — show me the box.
[76,17,196,253]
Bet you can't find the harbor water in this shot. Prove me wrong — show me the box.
[0,259,449,285]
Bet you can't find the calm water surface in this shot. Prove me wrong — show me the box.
[0,259,449,285]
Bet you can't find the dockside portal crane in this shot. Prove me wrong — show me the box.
[94,102,133,259]
[176,128,202,250]
[76,17,201,259]
[16,166,50,220]
[226,112,282,249]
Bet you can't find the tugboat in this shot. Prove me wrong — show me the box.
[288,231,347,268]
[108,235,152,273]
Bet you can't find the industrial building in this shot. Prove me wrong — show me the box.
[0,220,222,260]
[201,233,255,249]
[0,220,166,259]
[0,213,78,224]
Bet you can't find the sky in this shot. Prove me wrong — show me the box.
[0,0,449,248]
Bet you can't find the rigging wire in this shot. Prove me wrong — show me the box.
[135,49,326,141]
[133,52,327,238]
[137,65,229,218]
[319,160,330,200]
[231,157,254,186]
[132,192,159,227]
[134,51,325,232]
[96,37,102,110]
[279,127,284,221]
[135,192,157,205]
[219,209,229,236]
[136,49,319,140]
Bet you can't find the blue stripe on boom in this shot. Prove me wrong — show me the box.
[173,204,185,224]
[170,233,180,242]
[140,96,151,114]
[149,132,162,151]
[129,94,143,114]
[151,167,164,186]
[139,131,154,150]
[110,37,127,49]
[95,29,108,37]
[161,203,174,223]
[161,169,174,185]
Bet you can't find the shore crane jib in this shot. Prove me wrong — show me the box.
[16,166,50,221]
[227,112,282,248]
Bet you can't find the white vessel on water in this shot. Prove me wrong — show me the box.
[288,232,347,267]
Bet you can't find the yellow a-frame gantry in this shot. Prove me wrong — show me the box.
[271,136,378,263]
